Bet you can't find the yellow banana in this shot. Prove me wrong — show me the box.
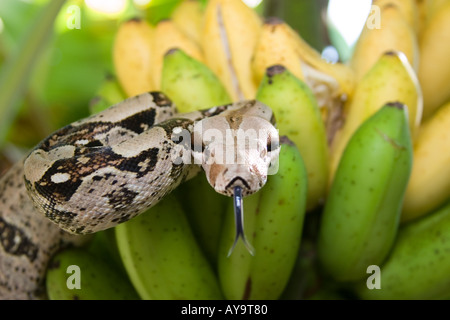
[329,51,422,183]
[171,0,204,45]
[402,101,450,223]
[250,17,354,133]
[218,137,308,300]
[374,0,419,33]
[350,1,419,82]
[251,17,304,87]
[151,19,204,90]
[202,0,262,101]
[256,65,329,211]
[113,18,155,97]
[286,20,355,104]
[417,1,450,119]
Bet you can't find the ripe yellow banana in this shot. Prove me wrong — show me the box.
[329,51,422,183]
[256,65,329,211]
[417,1,450,119]
[355,199,450,300]
[171,0,204,45]
[251,17,304,87]
[318,103,413,282]
[161,48,231,113]
[218,137,308,300]
[350,1,419,82]
[374,0,419,33]
[115,194,223,299]
[202,0,262,101]
[113,18,155,97]
[402,101,450,222]
[151,19,204,90]
[46,248,139,300]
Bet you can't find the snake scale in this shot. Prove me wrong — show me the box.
[0,91,280,299]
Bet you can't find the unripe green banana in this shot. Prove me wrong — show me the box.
[318,103,413,282]
[354,200,450,300]
[256,65,328,211]
[218,137,308,300]
[161,47,232,264]
[86,229,127,276]
[46,248,139,300]
[175,174,228,267]
[115,193,223,300]
[161,48,232,113]
[89,74,127,114]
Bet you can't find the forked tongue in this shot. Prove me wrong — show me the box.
[227,186,255,257]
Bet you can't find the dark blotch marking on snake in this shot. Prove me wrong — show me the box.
[30,147,160,204]
[0,217,38,262]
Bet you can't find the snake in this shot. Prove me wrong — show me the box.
[0,91,280,299]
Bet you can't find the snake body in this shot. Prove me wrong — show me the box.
[0,92,279,299]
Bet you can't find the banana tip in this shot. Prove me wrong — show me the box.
[265,16,284,25]
[386,101,405,110]
[266,65,286,77]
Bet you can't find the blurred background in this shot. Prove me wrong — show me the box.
[0,0,371,172]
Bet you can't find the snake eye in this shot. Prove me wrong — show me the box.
[267,136,279,152]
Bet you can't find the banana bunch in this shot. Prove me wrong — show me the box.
[111,0,359,213]
[41,0,450,300]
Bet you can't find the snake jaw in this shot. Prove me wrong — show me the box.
[227,185,255,257]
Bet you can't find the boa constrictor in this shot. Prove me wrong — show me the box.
[0,91,280,299]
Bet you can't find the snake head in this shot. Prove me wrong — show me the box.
[191,101,280,197]
[191,100,280,256]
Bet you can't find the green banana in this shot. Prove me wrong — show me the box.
[174,174,228,266]
[317,102,413,282]
[161,48,232,113]
[218,137,308,300]
[89,74,127,114]
[161,47,232,265]
[115,193,223,300]
[355,200,450,300]
[46,248,139,300]
[256,64,328,211]
[86,229,127,276]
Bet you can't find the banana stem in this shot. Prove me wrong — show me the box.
[0,0,66,148]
